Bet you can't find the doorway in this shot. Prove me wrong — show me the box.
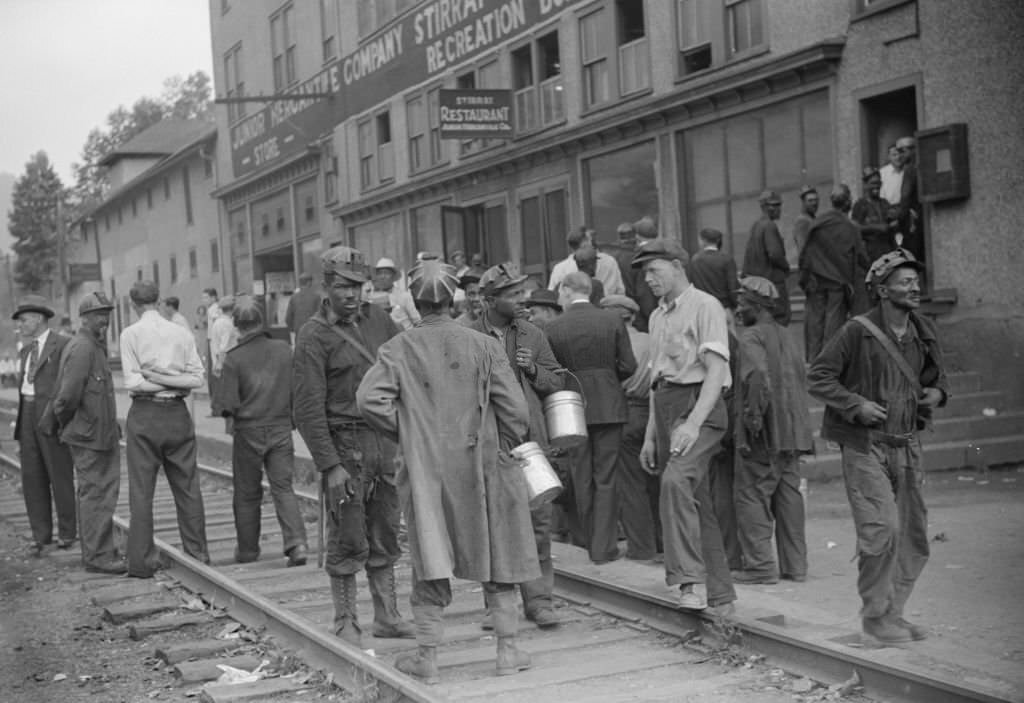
[441,203,509,268]
[860,86,917,171]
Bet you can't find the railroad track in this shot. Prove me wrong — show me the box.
[0,430,1017,703]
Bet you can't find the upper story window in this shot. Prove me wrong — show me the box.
[616,0,649,96]
[271,4,297,91]
[223,43,245,123]
[358,110,394,190]
[512,30,564,134]
[407,85,446,174]
[210,239,220,273]
[457,58,500,156]
[580,9,610,109]
[182,165,194,226]
[357,0,418,38]
[320,0,338,63]
[580,1,650,111]
[676,0,766,79]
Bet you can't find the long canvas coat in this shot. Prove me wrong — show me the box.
[356,316,539,584]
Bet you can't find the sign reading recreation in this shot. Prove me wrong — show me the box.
[338,0,584,121]
[439,89,513,139]
[229,64,343,179]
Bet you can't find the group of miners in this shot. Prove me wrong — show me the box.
[9,178,943,682]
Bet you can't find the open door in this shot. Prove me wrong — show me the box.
[441,203,508,266]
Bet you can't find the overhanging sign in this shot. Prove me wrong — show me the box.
[336,0,585,121]
[439,89,513,139]
[229,63,342,179]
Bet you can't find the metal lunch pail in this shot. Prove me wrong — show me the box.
[512,441,563,509]
[543,389,588,449]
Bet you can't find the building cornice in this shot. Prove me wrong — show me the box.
[331,38,846,222]
[212,152,321,209]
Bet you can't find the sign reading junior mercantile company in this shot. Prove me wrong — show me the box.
[439,89,514,139]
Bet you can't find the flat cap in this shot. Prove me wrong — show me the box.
[866,248,925,285]
[799,185,818,199]
[737,275,779,299]
[13,294,55,320]
[374,257,397,271]
[78,291,114,315]
[759,189,782,204]
[526,288,561,311]
[479,263,528,296]
[631,238,690,268]
[408,260,460,304]
[600,294,639,313]
[322,246,368,283]
[633,216,658,240]
[458,266,487,289]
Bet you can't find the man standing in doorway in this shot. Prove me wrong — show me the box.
[732,277,813,585]
[546,272,636,564]
[471,264,564,628]
[634,240,736,613]
[120,280,209,577]
[548,227,625,296]
[51,292,124,574]
[12,295,76,557]
[808,249,946,643]
[894,137,923,264]
[293,246,415,648]
[285,272,323,345]
[742,190,791,326]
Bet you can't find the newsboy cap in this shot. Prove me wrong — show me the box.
[322,246,368,284]
[12,294,55,320]
[866,248,925,286]
[631,238,690,268]
[759,189,782,205]
[78,291,114,315]
[478,264,528,296]
[600,294,639,314]
[736,275,779,308]
[525,288,561,311]
[408,260,460,304]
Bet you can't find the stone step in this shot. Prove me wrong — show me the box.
[811,409,1024,454]
[802,433,1024,480]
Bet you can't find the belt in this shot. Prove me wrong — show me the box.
[869,430,915,448]
[627,397,649,407]
[329,419,370,432]
[651,379,702,392]
[131,394,185,404]
[21,395,36,403]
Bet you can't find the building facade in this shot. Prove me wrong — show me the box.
[209,0,1024,401]
[77,120,225,350]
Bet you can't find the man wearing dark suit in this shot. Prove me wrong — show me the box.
[688,228,738,313]
[12,295,76,557]
[895,136,924,264]
[743,191,791,326]
[546,272,637,563]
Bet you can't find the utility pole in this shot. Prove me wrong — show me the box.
[56,198,69,315]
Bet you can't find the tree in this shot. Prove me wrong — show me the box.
[9,152,66,293]
[70,70,214,209]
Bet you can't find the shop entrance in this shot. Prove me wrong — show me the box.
[253,248,294,338]
[441,203,509,267]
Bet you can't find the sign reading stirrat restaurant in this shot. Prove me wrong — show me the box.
[439,89,514,139]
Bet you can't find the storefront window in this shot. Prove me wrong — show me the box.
[584,140,658,240]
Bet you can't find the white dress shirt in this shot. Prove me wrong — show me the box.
[209,315,239,373]
[120,309,205,396]
[879,163,904,206]
[547,252,626,296]
[20,328,50,397]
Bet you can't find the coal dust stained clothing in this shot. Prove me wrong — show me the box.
[292,302,400,473]
[285,286,323,337]
[808,305,948,618]
[647,286,734,604]
[742,216,791,325]
[618,327,659,559]
[356,316,538,585]
[52,329,121,567]
[546,301,637,562]
[688,247,739,311]
[852,196,896,264]
[292,303,402,577]
[469,314,563,613]
[734,319,814,578]
[799,209,873,360]
[215,331,307,559]
[120,310,209,576]
[792,213,814,257]
[15,328,77,547]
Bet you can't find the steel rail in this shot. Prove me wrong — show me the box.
[0,449,444,703]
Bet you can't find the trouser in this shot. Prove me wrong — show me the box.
[841,439,929,619]
[126,398,208,576]
[709,441,742,570]
[519,501,553,615]
[618,400,658,559]
[18,398,76,545]
[804,283,848,361]
[412,575,515,608]
[773,280,792,327]
[569,423,623,562]
[69,445,120,567]
[324,424,401,577]
[653,384,735,606]
[231,424,307,559]
[734,449,807,578]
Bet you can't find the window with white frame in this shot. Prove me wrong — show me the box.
[677,0,713,75]
[512,31,564,134]
[675,0,766,79]
[580,8,610,109]
[223,43,245,122]
[376,111,394,182]
[271,4,297,91]
[358,118,375,190]
[408,86,448,173]
[616,0,649,95]
[726,0,764,56]
[358,112,394,190]
[320,0,338,63]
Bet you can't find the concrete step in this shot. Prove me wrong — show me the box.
[802,433,1024,480]
[811,409,1024,454]
[808,389,1007,425]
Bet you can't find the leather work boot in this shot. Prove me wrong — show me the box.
[395,604,443,684]
[488,589,531,676]
[527,607,561,629]
[367,566,416,638]
[286,544,308,567]
[895,616,928,641]
[862,614,913,644]
[330,575,363,648]
[678,583,707,611]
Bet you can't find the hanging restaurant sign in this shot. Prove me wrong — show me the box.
[439,89,514,139]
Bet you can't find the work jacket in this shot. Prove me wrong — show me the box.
[52,329,119,451]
